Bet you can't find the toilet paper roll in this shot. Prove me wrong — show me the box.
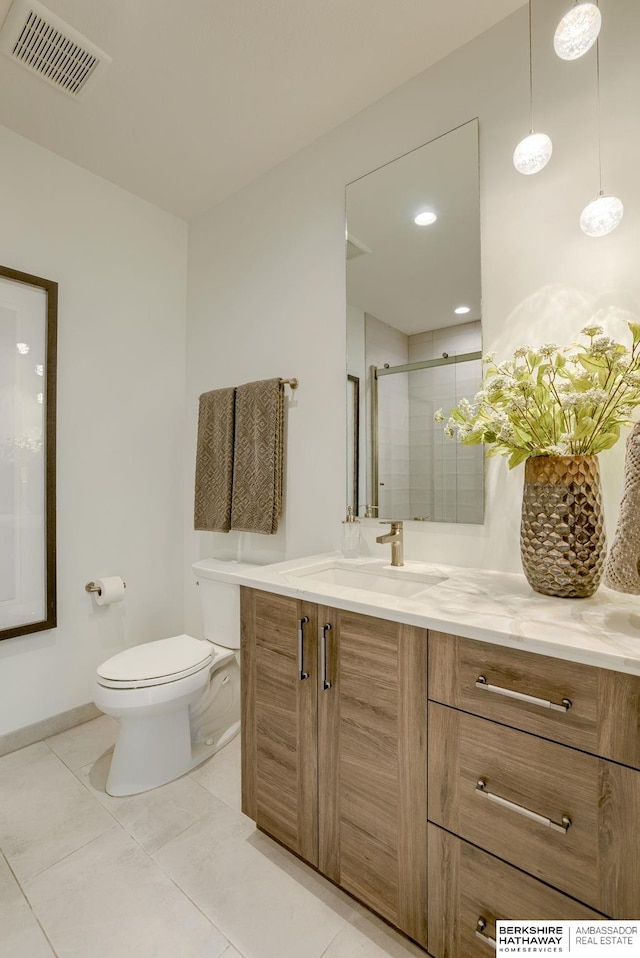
[94,576,126,606]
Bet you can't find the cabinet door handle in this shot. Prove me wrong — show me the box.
[298,616,310,680]
[476,675,572,713]
[476,779,572,834]
[321,623,332,690]
[476,918,496,949]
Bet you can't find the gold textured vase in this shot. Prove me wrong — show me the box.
[520,455,606,598]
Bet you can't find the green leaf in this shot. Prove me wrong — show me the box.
[508,448,530,469]
[629,322,640,345]
[578,354,606,373]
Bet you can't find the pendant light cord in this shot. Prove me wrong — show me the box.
[528,0,534,131]
[596,36,602,194]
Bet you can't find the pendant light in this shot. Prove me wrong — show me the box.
[554,2,601,61]
[580,37,623,237]
[513,0,552,175]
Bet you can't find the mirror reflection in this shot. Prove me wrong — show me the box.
[346,119,484,524]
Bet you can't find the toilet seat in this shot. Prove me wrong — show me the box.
[97,633,229,690]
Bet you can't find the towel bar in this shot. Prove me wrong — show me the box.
[280,378,299,389]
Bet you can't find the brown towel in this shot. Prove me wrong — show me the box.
[194,387,236,532]
[230,378,284,534]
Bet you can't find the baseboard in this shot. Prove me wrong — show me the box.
[0,703,102,758]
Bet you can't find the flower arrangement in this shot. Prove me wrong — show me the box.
[435,322,640,468]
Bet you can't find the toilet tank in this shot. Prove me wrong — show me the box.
[192,559,259,649]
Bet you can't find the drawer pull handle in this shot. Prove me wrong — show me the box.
[476,779,572,834]
[476,675,572,713]
[476,918,496,949]
[298,616,310,680]
[321,623,332,690]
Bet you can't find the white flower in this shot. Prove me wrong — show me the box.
[482,352,496,365]
[498,422,516,443]
[581,323,604,338]
[433,408,445,424]
[561,388,608,409]
[539,343,559,357]
[496,360,514,374]
[589,335,619,356]
[458,397,477,415]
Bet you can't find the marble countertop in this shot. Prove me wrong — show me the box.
[193,553,640,676]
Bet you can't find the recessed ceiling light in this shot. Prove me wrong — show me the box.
[414,211,437,226]
[454,306,471,315]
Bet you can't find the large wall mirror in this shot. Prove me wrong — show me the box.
[346,118,483,524]
[0,265,57,640]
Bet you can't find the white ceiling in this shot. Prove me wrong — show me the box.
[0,0,523,220]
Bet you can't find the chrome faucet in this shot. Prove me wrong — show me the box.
[376,521,404,567]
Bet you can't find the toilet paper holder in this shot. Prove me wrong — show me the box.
[85,580,127,595]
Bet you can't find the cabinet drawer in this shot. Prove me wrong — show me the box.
[428,703,640,917]
[428,630,640,768]
[427,825,605,958]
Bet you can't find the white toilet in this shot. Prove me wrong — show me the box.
[94,571,241,797]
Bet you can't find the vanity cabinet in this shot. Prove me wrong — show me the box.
[241,589,640,957]
[427,629,640,957]
[241,588,428,947]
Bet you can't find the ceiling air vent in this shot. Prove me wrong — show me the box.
[0,0,111,99]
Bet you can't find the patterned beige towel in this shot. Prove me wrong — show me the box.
[194,387,236,532]
[231,378,284,535]
[603,422,640,593]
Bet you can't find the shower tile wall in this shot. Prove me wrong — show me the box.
[365,316,483,523]
[365,314,409,517]
[408,321,483,524]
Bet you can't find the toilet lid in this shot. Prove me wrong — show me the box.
[97,634,213,684]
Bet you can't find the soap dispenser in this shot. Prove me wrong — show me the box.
[341,505,361,558]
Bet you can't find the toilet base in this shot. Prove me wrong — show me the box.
[98,655,241,797]
[105,710,240,796]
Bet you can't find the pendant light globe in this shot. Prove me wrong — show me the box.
[580,194,624,237]
[513,132,553,175]
[554,3,602,61]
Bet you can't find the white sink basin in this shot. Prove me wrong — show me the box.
[287,560,446,598]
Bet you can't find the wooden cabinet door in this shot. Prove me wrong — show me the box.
[318,607,428,947]
[241,588,318,866]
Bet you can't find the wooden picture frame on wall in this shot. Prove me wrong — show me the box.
[0,265,57,641]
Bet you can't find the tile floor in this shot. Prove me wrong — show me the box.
[0,716,425,958]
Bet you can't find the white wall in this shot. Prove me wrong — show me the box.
[185,0,640,630]
[0,127,187,736]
